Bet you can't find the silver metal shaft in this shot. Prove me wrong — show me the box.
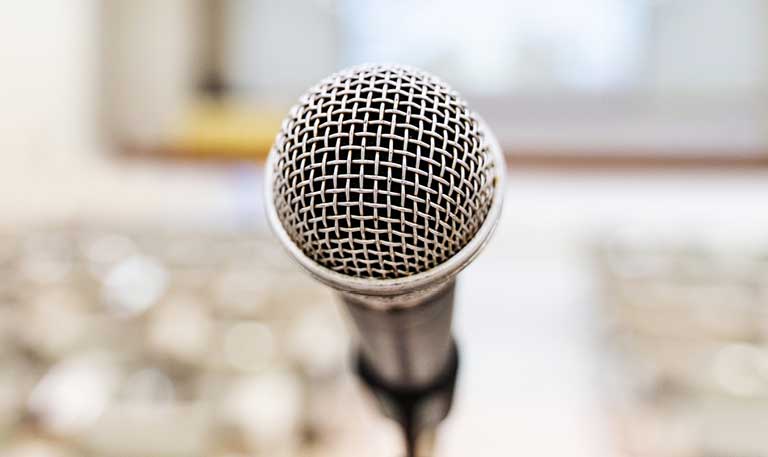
[341,281,455,389]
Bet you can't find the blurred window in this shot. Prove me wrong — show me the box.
[341,0,648,94]
[102,0,768,161]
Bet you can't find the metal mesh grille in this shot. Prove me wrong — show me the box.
[271,64,497,279]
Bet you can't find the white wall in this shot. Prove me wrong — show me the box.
[647,0,768,95]
[0,1,237,226]
[0,1,98,166]
[0,1,101,221]
[102,0,201,147]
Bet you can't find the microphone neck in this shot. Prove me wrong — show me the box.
[341,280,456,389]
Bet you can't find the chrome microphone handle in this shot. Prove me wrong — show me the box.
[342,280,455,389]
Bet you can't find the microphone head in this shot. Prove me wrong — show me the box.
[266,64,504,296]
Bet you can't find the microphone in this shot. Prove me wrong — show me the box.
[265,63,504,442]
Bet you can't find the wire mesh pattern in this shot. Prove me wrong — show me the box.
[271,64,497,279]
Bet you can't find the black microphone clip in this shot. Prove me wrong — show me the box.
[356,342,459,457]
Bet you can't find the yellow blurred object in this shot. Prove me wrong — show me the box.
[171,100,283,161]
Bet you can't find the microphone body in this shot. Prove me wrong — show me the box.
[265,64,505,448]
[342,280,455,388]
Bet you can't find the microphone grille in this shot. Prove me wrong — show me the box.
[271,64,498,279]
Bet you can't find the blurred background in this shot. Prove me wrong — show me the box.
[2,0,768,456]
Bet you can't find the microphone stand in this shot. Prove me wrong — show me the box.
[356,343,459,457]
[344,282,459,457]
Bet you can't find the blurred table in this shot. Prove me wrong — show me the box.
[3,163,768,456]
